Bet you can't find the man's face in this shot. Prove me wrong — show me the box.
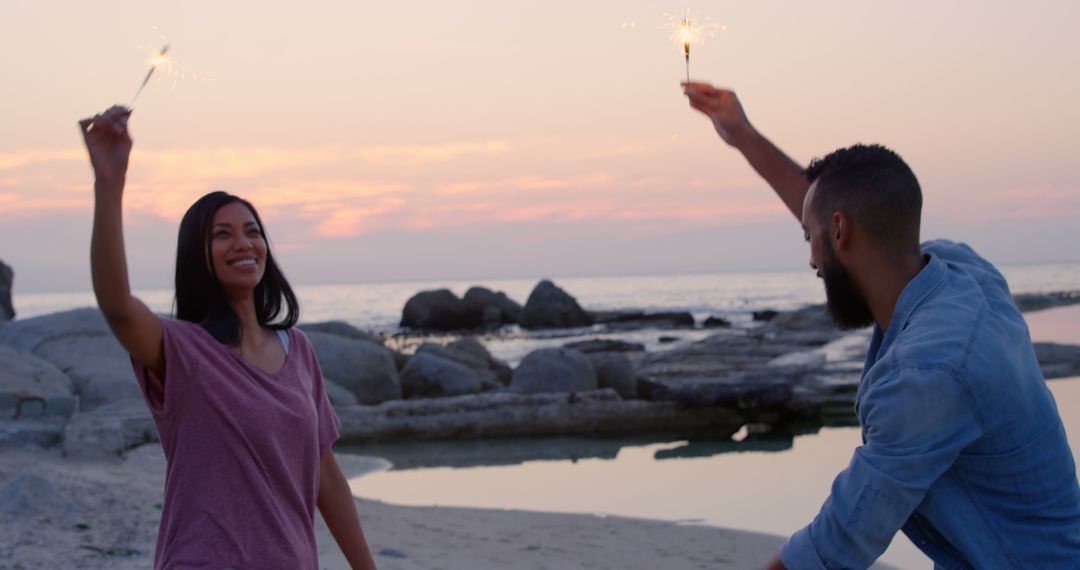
[802,183,875,330]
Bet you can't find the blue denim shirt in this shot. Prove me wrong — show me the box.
[780,240,1080,569]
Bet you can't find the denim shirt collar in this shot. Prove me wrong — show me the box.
[856,252,948,415]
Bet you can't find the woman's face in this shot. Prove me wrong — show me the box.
[208,202,267,293]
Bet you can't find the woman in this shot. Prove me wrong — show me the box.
[81,105,377,570]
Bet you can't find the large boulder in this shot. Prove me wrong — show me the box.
[298,321,382,345]
[0,260,13,321]
[0,345,79,421]
[401,289,479,330]
[63,398,157,458]
[0,308,139,411]
[304,331,401,404]
[449,336,512,385]
[511,348,597,394]
[586,352,637,399]
[521,280,593,329]
[416,342,488,371]
[400,352,489,398]
[462,287,523,327]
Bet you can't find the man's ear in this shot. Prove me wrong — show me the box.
[832,211,852,250]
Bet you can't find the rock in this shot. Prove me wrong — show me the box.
[63,399,157,458]
[324,380,359,406]
[658,336,680,343]
[587,352,637,399]
[400,352,486,398]
[304,331,401,404]
[1013,291,1080,313]
[1034,342,1080,380]
[564,339,646,354]
[447,336,494,366]
[511,348,597,394]
[703,316,731,328]
[767,350,827,372]
[0,308,140,411]
[598,311,695,329]
[752,310,780,322]
[0,345,78,421]
[462,287,523,326]
[0,473,81,516]
[521,280,593,329]
[417,342,488,371]
[0,260,13,321]
[400,289,477,330]
[298,321,382,345]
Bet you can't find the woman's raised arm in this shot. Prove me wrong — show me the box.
[82,107,165,379]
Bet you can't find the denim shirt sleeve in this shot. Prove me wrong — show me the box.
[780,365,983,569]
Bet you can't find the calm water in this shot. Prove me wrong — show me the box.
[342,306,1080,569]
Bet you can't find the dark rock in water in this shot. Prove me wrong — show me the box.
[521,280,593,329]
[587,352,637,399]
[463,287,523,327]
[658,336,680,344]
[591,311,695,329]
[1013,291,1080,313]
[377,548,408,559]
[0,472,81,516]
[400,352,487,398]
[401,289,478,330]
[641,377,793,409]
[752,310,779,322]
[564,339,646,354]
[1034,342,1080,380]
[299,321,382,345]
[0,260,13,321]
[703,316,731,328]
[511,348,597,394]
[305,331,402,404]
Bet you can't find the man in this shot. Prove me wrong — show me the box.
[682,81,1080,569]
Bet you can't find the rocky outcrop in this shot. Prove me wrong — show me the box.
[416,337,510,388]
[463,287,523,327]
[703,316,731,328]
[401,289,473,330]
[1013,290,1080,313]
[586,352,637,399]
[0,260,13,321]
[0,309,140,411]
[0,345,78,420]
[1035,342,1080,380]
[62,399,157,458]
[591,311,695,329]
[564,339,645,354]
[304,331,401,404]
[511,348,597,394]
[400,352,489,399]
[335,389,746,443]
[298,321,382,345]
[521,280,593,329]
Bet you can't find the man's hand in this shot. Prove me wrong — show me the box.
[682,82,752,147]
[79,105,132,190]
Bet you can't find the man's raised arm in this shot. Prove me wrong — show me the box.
[682,82,808,221]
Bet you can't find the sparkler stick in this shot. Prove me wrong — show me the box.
[680,18,692,83]
[130,44,170,107]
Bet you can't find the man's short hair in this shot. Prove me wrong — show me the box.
[804,144,922,254]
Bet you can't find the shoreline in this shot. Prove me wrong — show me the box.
[0,445,799,570]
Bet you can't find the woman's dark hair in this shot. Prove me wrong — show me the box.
[174,191,299,345]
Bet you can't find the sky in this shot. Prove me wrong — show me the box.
[1,0,1078,293]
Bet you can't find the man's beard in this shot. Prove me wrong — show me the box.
[821,240,875,330]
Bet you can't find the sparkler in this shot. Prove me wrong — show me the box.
[663,12,724,82]
[130,44,171,107]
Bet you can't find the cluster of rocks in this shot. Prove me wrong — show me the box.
[401,279,730,332]
[2,259,1080,455]
[1,259,14,321]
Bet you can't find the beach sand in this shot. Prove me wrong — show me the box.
[0,445,787,569]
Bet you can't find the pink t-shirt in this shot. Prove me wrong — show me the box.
[132,318,340,570]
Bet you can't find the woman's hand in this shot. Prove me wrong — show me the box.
[79,106,132,190]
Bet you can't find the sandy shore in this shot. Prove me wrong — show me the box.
[0,446,788,570]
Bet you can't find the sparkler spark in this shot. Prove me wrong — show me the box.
[662,11,724,82]
[130,44,172,107]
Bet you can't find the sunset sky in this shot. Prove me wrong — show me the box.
[2,1,1078,293]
